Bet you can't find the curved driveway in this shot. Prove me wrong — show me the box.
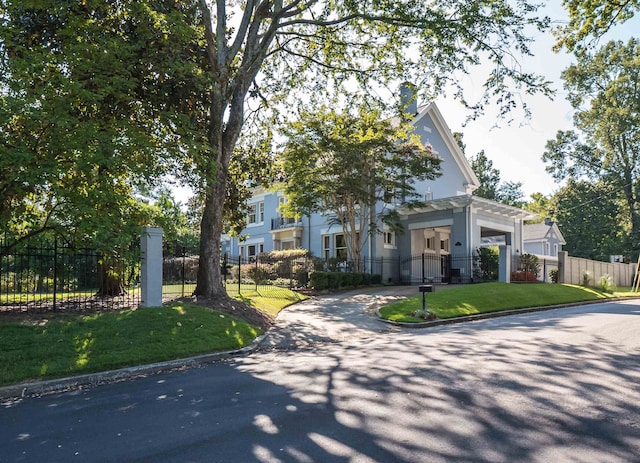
[257,286,417,350]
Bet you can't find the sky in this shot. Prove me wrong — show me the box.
[436,5,640,199]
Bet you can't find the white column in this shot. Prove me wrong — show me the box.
[141,227,164,307]
[498,245,511,283]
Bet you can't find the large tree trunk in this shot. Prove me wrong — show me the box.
[195,170,227,298]
[97,254,125,297]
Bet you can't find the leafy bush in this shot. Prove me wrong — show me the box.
[245,265,272,284]
[327,272,342,289]
[351,273,364,286]
[310,272,329,290]
[511,271,538,282]
[599,273,616,292]
[371,274,382,285]
[519,253,540,276]
[474,247,499,281]
[549,268,559,283]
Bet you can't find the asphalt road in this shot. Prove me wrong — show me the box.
[2,290,640,462]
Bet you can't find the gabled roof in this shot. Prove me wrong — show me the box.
[414,102,480,193]
[523,223,566,244]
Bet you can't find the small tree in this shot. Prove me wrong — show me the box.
[281,106,441,269]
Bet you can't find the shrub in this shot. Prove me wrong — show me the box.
[342,272,355,287]
[371,274,382,285]
[519,253,540,276]
[327,272,342,289]
[245,265,272,284]
[351,273,364,286]
[511,271,538,282]
[599,274,616,292]
[549,268,559,283]
[474,247,499,281]
[309,272,329,290]
[361,273,372,285]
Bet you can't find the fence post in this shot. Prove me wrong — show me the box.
[557,251,568,284]
[238,255,241,295]
[140,227,164,307]
[498,245,511,283]
[53,237,58,311]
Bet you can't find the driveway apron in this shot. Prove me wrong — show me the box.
[257,286,418,350]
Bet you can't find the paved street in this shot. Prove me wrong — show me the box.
[2,289,640,462]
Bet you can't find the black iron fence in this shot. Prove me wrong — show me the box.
[0,237,141,313]
[162,251,502,298]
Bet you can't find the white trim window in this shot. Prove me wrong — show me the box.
[440,238,450,254]
[425,236,436,253]
[322,235,330,259]
[247,243,264,259]
[335,234,348,259]
[384,230,396,249]
[247,201,265,225]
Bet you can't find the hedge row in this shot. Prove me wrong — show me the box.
[309,271,382,290]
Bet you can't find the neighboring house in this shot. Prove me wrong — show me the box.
[222,96,537,283]
[523,222,566,258]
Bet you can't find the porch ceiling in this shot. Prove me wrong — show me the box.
[398,195,537,220]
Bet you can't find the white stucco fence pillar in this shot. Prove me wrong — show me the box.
[498,245,511,283]
[140,227,164,307]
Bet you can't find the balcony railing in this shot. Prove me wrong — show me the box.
[271,217,303,230]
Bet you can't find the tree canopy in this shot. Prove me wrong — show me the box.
[552,180,624,261]
[280,106,441,267]
[554,0,639,52]
[543,38,640,258]
[0,0,207,251]
[468,150,525,207]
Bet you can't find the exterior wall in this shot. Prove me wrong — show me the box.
[557,251,637,286]
[411,112,470,199]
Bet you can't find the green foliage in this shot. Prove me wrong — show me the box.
[309,271,380,290]
[543,39,640,259]
[554,0,639,52]
[281,106,441,266]
[549,268,559,283]
[474,247,499,281]
[469,150,525,207]
[0,0,207,252]
[519,253,540,276]
[310,272,330,291]
[553,179,624,260]
[599,274,616,292]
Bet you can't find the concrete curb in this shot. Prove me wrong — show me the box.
[0,334,267,401]
[377,296,640,329]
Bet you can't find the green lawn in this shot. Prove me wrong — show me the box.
[0,288,307,387]
[379,282,639,323]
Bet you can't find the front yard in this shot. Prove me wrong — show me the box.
[379,282,639,323]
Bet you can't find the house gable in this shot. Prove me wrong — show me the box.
[410,102,480,199]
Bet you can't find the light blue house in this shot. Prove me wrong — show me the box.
[222,100,536,283]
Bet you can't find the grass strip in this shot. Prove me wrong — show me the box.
[379,282,638,323]
[0,303,261,387]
